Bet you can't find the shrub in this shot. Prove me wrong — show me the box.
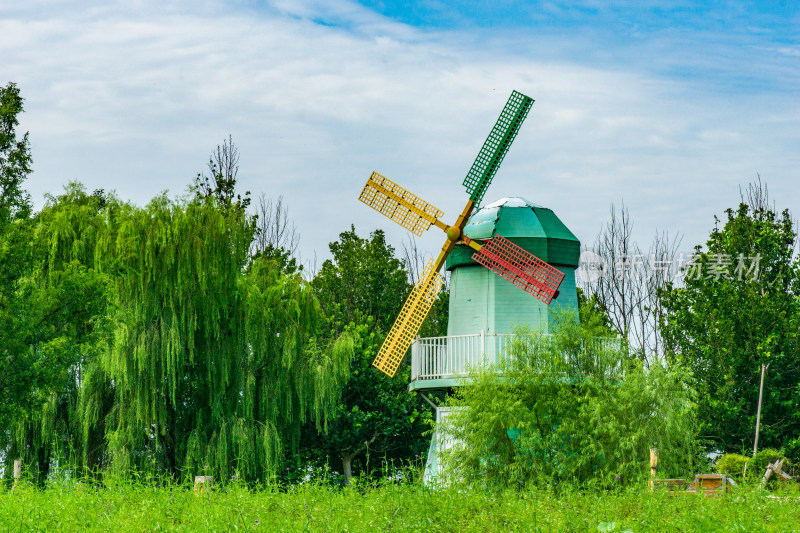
[715,453,749,479]
[749,449,790,481]
[439,314,701,490]
[781,437,800,472]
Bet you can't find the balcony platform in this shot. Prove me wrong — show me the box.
[409,332,516,392]
[409,333,621,392]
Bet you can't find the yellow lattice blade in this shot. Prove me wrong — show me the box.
[359,172,445,236]
[373,259,444,377]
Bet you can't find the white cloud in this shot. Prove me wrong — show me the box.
[1,0,797,265]
[776,46,800,58]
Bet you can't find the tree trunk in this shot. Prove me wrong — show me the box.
[340,433,378,486]
[36,446,50,487]
[341,452,353,486]
[163,392,177,477]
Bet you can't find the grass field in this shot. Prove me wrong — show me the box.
[2,478,799,532]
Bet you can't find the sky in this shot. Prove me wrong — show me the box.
[2,0,798,268]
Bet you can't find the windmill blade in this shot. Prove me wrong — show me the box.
[472,235,564,305]
[373,257,445,377]
[359,172,446,236]
[462,91,534,206]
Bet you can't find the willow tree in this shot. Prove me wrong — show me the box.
[3,184,113,484]
[87,194,351,481]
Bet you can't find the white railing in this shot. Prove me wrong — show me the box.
[410,332,514,382]
[410,333,622,383]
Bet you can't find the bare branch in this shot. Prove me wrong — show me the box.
[740,174,773,213]
[581,201,682,365]
[209,133,239,187]
[303,251,319,282]
[400,234,449,290]
[194,135,248,208]
[250,193,300,257]
[400,234,424,285]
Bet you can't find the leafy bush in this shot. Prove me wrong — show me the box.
[439,314,701,490]
[781,437,800,470]
[715,453,749,479]
[749,449,790,480]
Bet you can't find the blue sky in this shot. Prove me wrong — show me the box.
[1,0,798,268]
[354,1,789,30]
[353,1,798,89]
[356,1,797,30]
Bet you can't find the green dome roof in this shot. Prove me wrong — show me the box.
[446,197,580,270]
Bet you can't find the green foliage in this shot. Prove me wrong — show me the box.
[297,320,431,484]
[2,480,800,532]
[782,436,800,465]
[749,449,790,480]
[577,287,617,337]
[659,200,800,453]
[5,185,116,482]
[0,82,32,224]
[86,193,350,482]
[441,315,700,489]
[251,243,301,275]
[304,227,434,484]
[3,182,353,484]
[714,453,749,479]
[0,81,34,427]
[313,226,410,334]
[577,286,617,338]
[0,83,109,458]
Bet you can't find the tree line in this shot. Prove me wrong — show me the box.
[583,181,800,459]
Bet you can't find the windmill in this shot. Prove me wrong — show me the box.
[359,90,565,378]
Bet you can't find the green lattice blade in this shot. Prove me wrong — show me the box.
[462,90,534,206]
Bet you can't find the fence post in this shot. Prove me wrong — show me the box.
[411,336,419,381]
[649,448,659,490]
[13,459,22,488]
[194,476,213,494]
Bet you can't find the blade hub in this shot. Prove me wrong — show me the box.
[446,226,461,242]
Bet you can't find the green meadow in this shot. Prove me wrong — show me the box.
[2,480,799,532]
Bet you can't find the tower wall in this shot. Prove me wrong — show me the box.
[447,266,578,336]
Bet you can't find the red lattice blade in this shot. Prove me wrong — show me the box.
[472,235,564,305]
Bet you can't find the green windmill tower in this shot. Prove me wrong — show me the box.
[447,197,580,336]
[409,197,580,390]
[356,91,579,482]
